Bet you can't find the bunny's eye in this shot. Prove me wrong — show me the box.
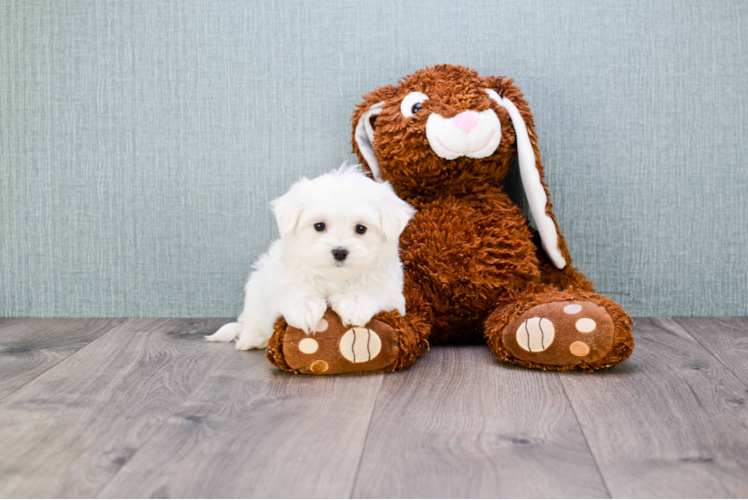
[314,222,326,232]
[401,92,429,118]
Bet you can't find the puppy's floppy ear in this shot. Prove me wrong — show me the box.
[376,181,416,241]
[485,80,570,269]
[270,183,306,237]
[351,85,400,182]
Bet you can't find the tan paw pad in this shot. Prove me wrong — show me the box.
[340,328,381,363]
[564,304,582,314]
[310,360,328,373]
[575,318,596,333]
[298,338,318,354]
[570,341,590,357]
[516,318,555,352]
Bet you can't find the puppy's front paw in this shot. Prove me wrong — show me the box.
[283,296,327,334]
[235,329,270,351]
[330,294,378,327]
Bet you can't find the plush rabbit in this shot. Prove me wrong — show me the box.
[267,64,634,374]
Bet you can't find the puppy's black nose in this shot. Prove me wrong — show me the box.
[332,247,348,262]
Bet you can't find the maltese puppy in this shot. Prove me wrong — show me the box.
[206,165,415,350]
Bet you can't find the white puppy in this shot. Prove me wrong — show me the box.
[206,165,415,350]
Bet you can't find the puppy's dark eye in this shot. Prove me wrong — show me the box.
[355,224,367,235]
[411,103,422,114]
[314,222,326,232]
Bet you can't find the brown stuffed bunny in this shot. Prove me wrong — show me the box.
[267,64,634,374]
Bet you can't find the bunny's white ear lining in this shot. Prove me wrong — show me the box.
[354,101,385,182]
[485,89,567,269]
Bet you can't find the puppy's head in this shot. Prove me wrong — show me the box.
[271,165,415,279]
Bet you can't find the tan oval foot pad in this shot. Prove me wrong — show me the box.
[282,310,399,375]
[503,301,615,366]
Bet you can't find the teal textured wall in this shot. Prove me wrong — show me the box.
[2,0,747,317]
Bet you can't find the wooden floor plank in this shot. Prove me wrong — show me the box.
[352,346,608,499]
[674,317,748,386]
[0,318,124,400]
[0,318,232,498]
[4,317,747,498]
[98,351,384,499]
[560,318,748,498]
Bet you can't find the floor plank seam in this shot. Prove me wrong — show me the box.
[348,374,386,499]
[92,345,236,498]
[558,374,614,499]
[0,319,127,404]
[672,318,748,392]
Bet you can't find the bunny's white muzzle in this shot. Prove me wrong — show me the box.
[425,109,502,160]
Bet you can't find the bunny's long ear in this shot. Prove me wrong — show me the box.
[486,87,569,269]
[351,84,401,183]
[353,101,385,181]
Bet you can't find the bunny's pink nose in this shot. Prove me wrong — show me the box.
[453,110,481,134]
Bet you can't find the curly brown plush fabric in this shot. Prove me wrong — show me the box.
[266,318,294,372]
[267,64,633,374]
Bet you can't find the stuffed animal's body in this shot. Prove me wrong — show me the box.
[268,65,634,373]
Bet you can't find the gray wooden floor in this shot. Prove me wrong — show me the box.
[0,318,747,498]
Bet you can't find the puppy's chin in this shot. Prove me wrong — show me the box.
[316,265,356,280]
[307,259,372,281]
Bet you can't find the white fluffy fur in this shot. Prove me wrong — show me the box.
[206,165,415,351]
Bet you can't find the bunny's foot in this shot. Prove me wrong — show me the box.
[485,286,634,371]
[266,308,428,374]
